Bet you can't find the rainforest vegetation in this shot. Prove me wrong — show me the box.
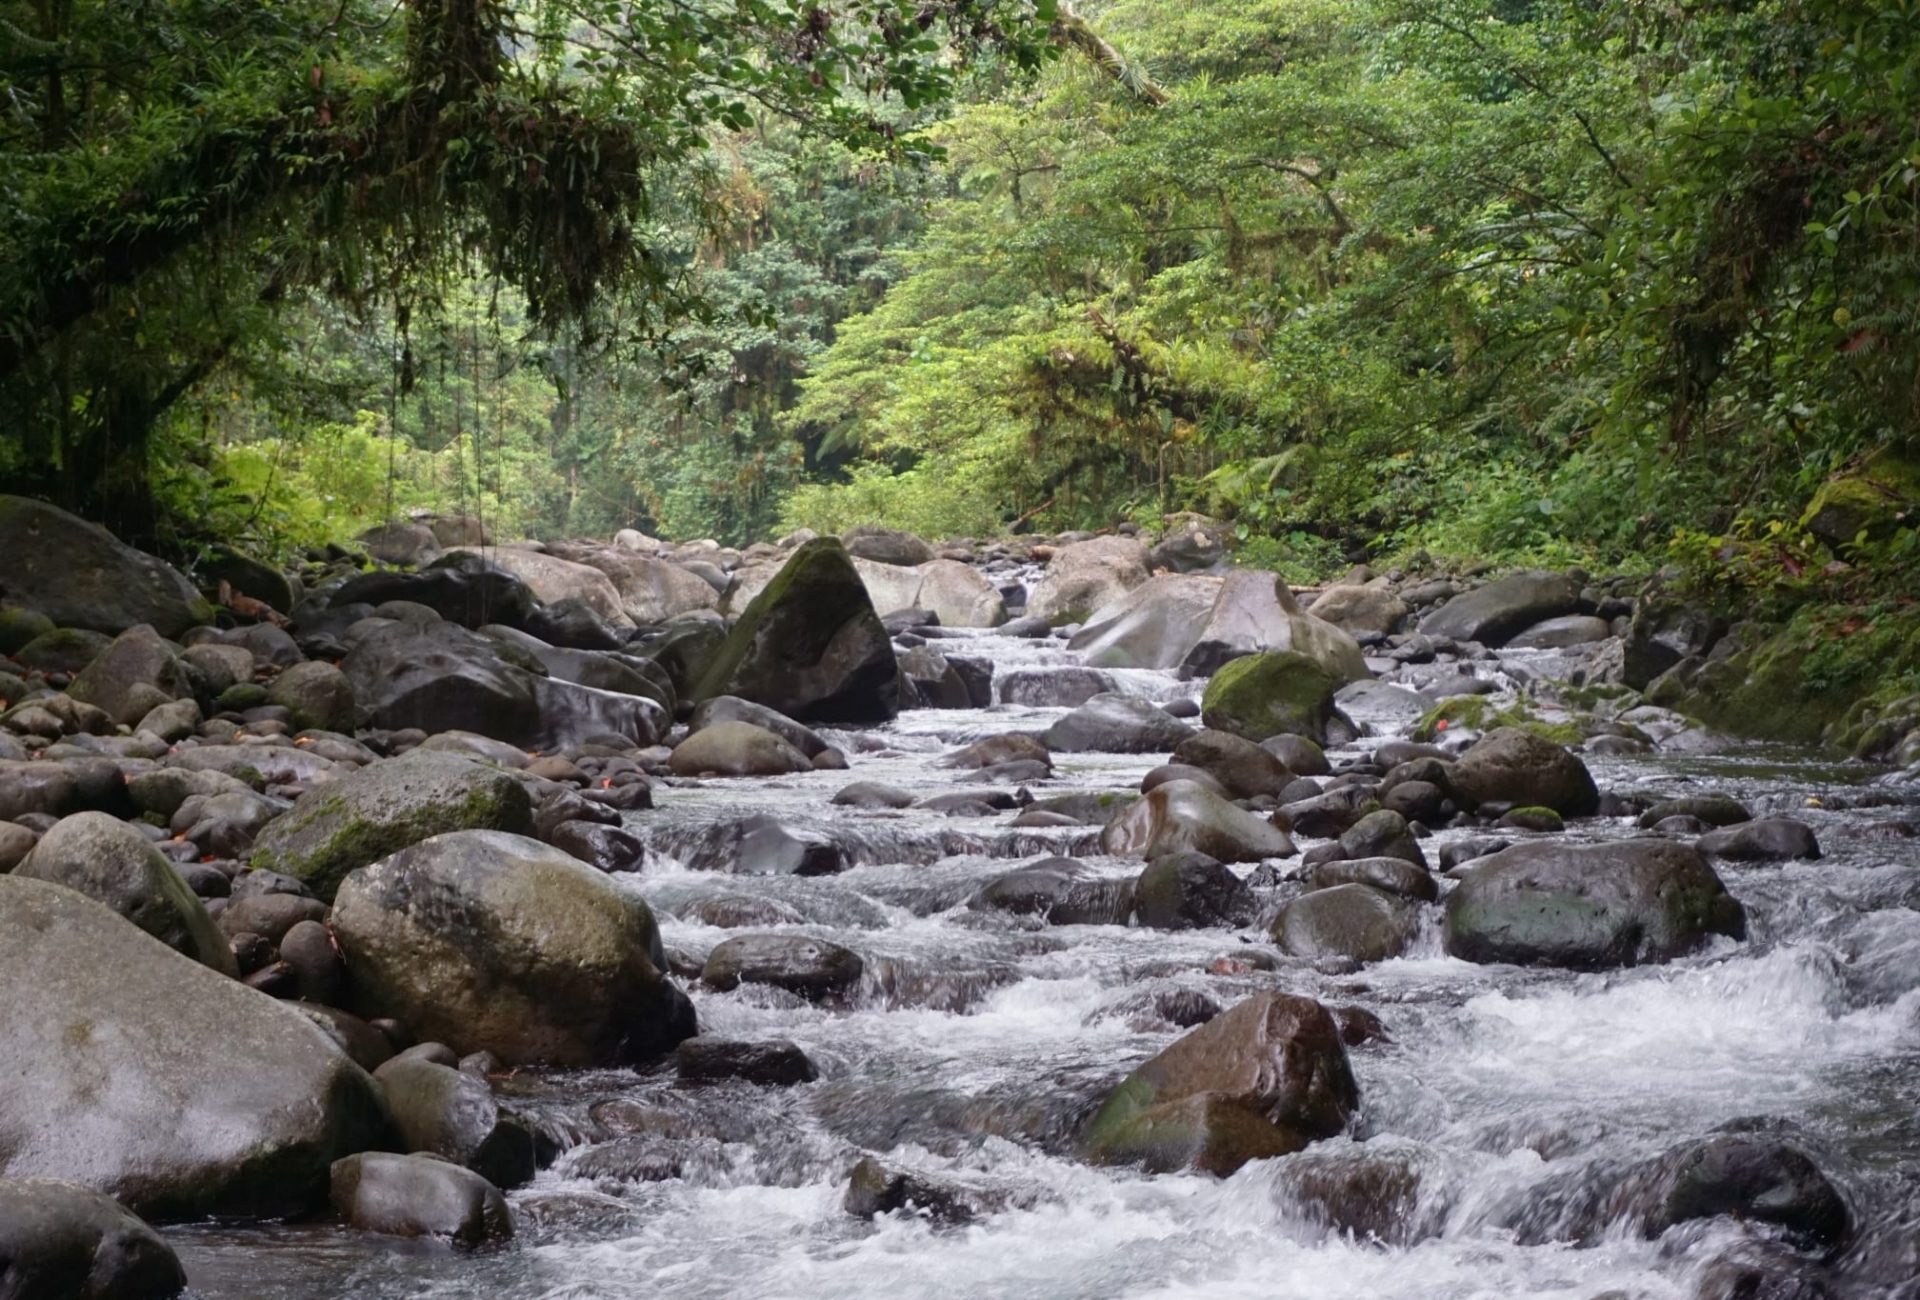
[4,0,1918,601]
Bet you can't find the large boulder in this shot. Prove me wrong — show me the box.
[1450,727,1600,816]
[1100,780,1296,862]
[371,1057,534,1190]
[916,559,1007,628]
[330,554,535,630]
[14,813,235,975]
[545,544,719,624]
[1418,571,1580,647]
[331,831,692,1066]
[1171,730,1293,799]
[249,748,534,902]
[1308,584,1409,638]
[0,877,390,1219]
[1043,692,1196,753]
[66,626,191,727]
[445,545,634,628]
[1025,536,1151,625]
[1200,650,1339,744]
[693,538,898,724]
[1134,852,1256,929]
[1080,992,1358,1175]
[700,933,864,1001]
[1443,839,1746,969]
[357,522,441,567]
[0,497,212,637]
[849,557,927,617]
[1180,571,1367,681]
[343,620,664,750]
[668,721,813,777]
[1623,591,1727,690]
[0,1178,186,1300]
[1798,445,1920,548]
[1067,575,1223,670]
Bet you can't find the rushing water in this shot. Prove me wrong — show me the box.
[169,624,1920,1300]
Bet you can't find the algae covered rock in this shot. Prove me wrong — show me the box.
[249,748,533,902]
[1200,650,1338,743]
[0,496,212,637]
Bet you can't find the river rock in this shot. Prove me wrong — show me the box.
[1043,692,1195,753]
[970,858,1137,925]
[1443,839,1746,969]
[1200,650,1338,743]
[702,933,864,1001]
[329,1153,512,1248]
[1696,818,1821,861]
[1657,1135,1850,1249]
[942,733,1054,771]
[0,1177,186,1299]
[1338,809,1427,868]
[66,625,191,726]
[0,761,78,820]
[693,539,898,724]
[1623,593,1726,690]
[0,821,37,871]
[0,497,212,637]
[1134,852,1256,929]
[1507,614,1613,649]
[1419,571,1580,647]
[917,559,1007,628]
[14,813,235,975]
[1450,727,1600,816]
[1172,730,1293,798]
[1272,884,1419,964]
[1308,585,1409,637]
[249,748,533,902]
[1179,571,1368,681]
[1100,779,1296,862]
[996,666,1114,707]
[844,1157,984,1225]
[445,545,633,628]
[266,661,357,733]
[172,789,288,858]
[675,1037,820,1087]
[332,831,692,1066]
[1080,991,1358,1175]
[331,554,536,630]
[1026,536,1152,625]
[559,547,718,623]
[689,695,830,757]
[1068,574,1225,670]
[0,876,390,1218]
[669,721,813,777]
[371,1056,535,1190]
[842,526,935,567]
[1311,856,1438,903]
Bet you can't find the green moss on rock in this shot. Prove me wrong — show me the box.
[1199,651,1336,743]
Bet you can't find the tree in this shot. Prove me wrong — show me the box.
[0,0,1056,537]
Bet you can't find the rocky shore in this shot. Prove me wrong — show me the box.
[0,498,1914,1299]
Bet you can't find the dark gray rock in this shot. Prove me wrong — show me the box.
[701,933,864,1001]
[1134,852,1256,929]
[329,1153,512,1247]
[1419,571,1579,648]
[0,1177,186,1299]
[371,1057,535,1189]
[1697,818,1821,861]
[1102,780,1296,862]
[970,858,1136,926]
[0,497,211,637]
[1450,727,1600,816]
[1043,692,1195,754]
[1271,883,1419,964]
[675,1037,819,1086]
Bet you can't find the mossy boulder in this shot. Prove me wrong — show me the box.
[1200,650,1338,743]
[1443,839,1745,969]
[0,605,55,656]
[0,496,213,638]
[693,538,898,724]
[1799,446,1920,547]
[332,830,692,1066]
[1080,992,1357,1175]
[249,749,533,902]
[266,661,356,733]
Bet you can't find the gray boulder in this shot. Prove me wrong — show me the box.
[1134,852,1256,929]
[1043,692,1195,753]
[1507,615,1613,649]
[1419,571,1580,647]
[1307,584,1409,637]
[842,526,936,567]
[668,721,814,777]
[969,858,1137,926]
[1179,570,1367,682]
[329,1153,511,1248]
[688,695,830,757]
[0,497,211,637]
[701,933,864,1001]
[1696,818,1821,861]
[14,813,235,975]
[67,626,190,727]
[330,554,536,630]
[0,1177,186,1299]
[266,661,357,733]
[371,1057,535,1190]
[331,831,692,1066]
[249,748,534,903]
[1444,839,1746,969]
[1067,574,1223,670]
[444,545,634,628]
[1026,536,1151,625]
[0,876,390,1219]
[1100,779,1296,862]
